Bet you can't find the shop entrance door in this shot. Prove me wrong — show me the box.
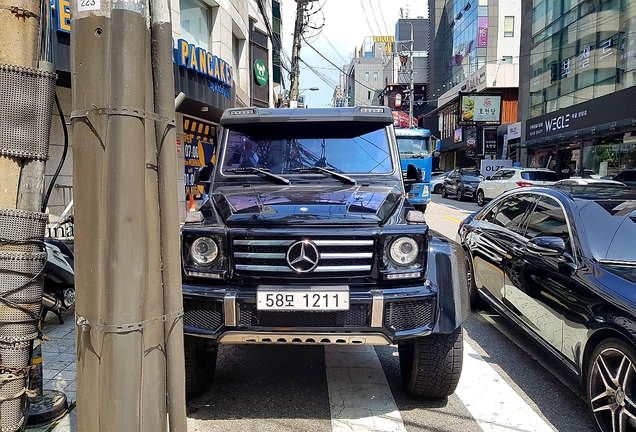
[555,147,580,179]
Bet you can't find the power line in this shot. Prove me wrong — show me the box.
[367,0,386,36]
[359,0,379,36]
[375,0,391,35]
[320,32,349,65]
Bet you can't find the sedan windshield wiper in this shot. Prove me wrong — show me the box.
[226,167,291,185]
[290,166,356,185]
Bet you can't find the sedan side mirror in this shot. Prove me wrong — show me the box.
[526,236,566,257]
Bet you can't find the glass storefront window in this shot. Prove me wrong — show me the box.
[180,0,209,51]
[529,0,636,119]
[583,137,636,178]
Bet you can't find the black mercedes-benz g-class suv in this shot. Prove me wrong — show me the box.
[181,106,469,398]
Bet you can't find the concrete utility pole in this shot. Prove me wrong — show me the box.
[288,0,307,108]
[0,0,57,429]
[407,21,415,128]
[70,0,184,429]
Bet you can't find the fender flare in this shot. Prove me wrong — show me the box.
[426,233,470,333]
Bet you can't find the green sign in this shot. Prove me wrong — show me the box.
[254,59,268,86]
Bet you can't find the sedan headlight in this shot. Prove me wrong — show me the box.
[191,237,219,265]
[389,237,419,266]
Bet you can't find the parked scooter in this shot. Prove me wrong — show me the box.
[43,217,75,323]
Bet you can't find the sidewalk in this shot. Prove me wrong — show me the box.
[25,311,77,432]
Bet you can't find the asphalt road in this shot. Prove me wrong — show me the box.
[186,197,597,432]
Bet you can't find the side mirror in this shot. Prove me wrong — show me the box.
[433,150,440,158]
[526,236,566,257]
[194,165,213,186]
[406,164,423,181]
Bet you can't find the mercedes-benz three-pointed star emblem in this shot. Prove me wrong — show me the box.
[286,240,319,272]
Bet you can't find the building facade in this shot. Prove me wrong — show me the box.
[45,0,281,230]
[428,0,521,170]
[518,0,636,179]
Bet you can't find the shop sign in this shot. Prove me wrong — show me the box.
[53,0,71,33]
[507,122,521,140]
[483,128,498,155]
[253,59,268,86]
[458,92,503,126]
[183,116,216,200]
[174,39,233,98]
[465,126,477,147]
[480,159,512,175]
[525,85,636,140]
[477,17,488,47]
[454,128,463,143]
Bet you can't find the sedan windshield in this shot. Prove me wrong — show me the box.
[462,176,482,182]
[222,128,393,175]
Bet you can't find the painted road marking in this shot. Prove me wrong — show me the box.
[443,215,463,223]
[325,345,407,432]
[455,341,555,432]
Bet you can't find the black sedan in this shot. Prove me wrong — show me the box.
[441,170,483,201]
[457,187,636,432]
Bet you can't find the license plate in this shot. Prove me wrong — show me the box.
[256,286,349,311]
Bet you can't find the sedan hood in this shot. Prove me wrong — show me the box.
[211,184,403,225]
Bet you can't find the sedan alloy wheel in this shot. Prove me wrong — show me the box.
[587,339,636,432]
[477,190,485,207]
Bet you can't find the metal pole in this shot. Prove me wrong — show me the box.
[70,0,168,429]
[288,0,306,107]
[408,21,414,128]
[150,0,187,429]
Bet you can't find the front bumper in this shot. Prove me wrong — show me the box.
[407,183,431,205]
[182,282,438,345]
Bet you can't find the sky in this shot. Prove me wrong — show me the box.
[281,0,428,107]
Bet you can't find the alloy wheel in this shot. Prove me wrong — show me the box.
[477,191,485,206]
[588,345,636,432]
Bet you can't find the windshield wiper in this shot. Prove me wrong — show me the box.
[290,166,356,185]
[226,167,291,185]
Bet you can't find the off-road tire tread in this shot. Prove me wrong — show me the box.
[400,327,463,398]
[184,336,217,398]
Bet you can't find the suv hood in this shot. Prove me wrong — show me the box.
[211,184,402,225]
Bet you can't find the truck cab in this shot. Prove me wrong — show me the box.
[180,106,467,400]
[395,128,439,212]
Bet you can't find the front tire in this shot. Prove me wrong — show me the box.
[465,252,486,309]
[456,189,463,201]
[414,204,427,212]
[586,338,636,432]
[441,186,448,198]
[399,327,463,398]
[477,190,485,207]
[184,336,218,398]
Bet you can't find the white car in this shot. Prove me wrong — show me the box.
[476,167,558,206]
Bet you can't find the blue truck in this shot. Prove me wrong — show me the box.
[395,127,439,212]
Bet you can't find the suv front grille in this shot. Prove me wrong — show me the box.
[384,300,434,331]
[232,237,375,277]
[239,303,369,327]
[184,299,223,331]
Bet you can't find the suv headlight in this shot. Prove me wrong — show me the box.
[389,237,419,266]
[191,237,219,265]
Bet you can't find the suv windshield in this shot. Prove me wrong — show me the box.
[396,136,430,157]
[521,171,558,181]
[222,127,393,175]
